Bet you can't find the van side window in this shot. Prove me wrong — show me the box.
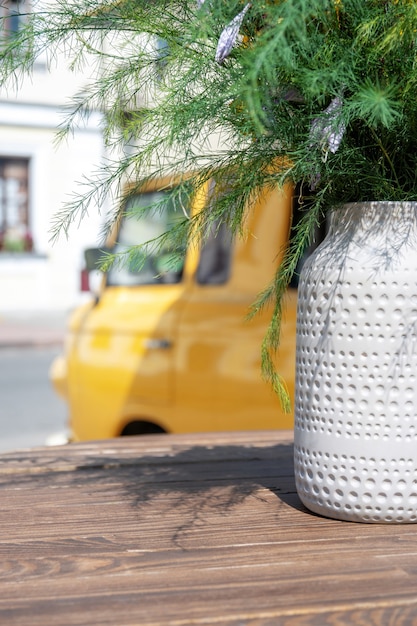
[288,188,327,288]
[197,221,232,285]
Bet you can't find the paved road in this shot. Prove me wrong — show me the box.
[0,346,67,453]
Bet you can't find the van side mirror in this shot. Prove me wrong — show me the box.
[84,247,111,272]
[81,247,111,296]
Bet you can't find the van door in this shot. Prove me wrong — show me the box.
[173,185,296,432]
[66,188,191,440]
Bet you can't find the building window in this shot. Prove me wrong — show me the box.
[0,157,32,253]
[1,0,28,40]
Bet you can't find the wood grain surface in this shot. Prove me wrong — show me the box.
[1,431,417,626]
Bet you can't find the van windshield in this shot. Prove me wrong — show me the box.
[107,189,187,286]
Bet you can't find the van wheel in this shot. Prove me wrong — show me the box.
[120,421,166,436]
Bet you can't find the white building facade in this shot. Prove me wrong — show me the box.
[0,11,106,314]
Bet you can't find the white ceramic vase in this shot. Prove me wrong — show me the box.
[294,202,417,523]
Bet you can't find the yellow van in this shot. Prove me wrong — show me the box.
[50,176,298,441]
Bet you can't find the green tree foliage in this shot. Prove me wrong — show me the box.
[2,0,417,407]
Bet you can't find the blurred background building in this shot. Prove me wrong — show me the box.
[0,0,106,314]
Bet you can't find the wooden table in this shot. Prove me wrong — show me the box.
[1,430,417,625]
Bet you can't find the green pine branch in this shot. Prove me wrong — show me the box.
[3,0,417,409]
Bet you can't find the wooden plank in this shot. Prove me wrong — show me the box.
[0,431,294,473]
[1,431,417,625]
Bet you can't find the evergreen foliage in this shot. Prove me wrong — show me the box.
[2,0,417,408]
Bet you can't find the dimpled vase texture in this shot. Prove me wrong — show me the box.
[294,202,417,523]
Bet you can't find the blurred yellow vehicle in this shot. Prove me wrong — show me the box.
[50,176,299,441]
